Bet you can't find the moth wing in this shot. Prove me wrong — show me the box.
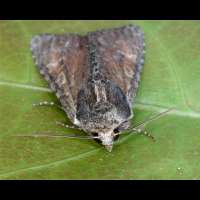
[89,25,145,105]
[30,34,89,123]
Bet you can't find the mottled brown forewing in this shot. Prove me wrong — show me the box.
[30,26,145,124]
[88,25,145,104]
[31,34,89,122]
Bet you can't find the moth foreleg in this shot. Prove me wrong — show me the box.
[143,130,155,142]
[133,128,155,142]
[55,121,82,130]
[33,101,65,111]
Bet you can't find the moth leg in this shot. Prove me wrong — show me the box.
[33,101,65,111]
[143,131,155,142]
[55,121,82,130]
[133,127,155,142]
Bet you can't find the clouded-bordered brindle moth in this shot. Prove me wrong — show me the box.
[27,25,171,152]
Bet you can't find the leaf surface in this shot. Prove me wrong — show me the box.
[0,20,200,179]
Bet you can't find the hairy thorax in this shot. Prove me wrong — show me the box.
[76,77,132,134]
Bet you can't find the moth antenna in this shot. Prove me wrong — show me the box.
[14,133,100,140]
[114,107,174,136]
[132,107,174,130]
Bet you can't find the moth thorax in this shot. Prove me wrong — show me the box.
[94,82,107,102]
[93,101,113,114]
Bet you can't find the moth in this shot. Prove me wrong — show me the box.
[30,25,146,152]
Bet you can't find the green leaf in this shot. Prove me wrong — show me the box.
[0,20,200,179]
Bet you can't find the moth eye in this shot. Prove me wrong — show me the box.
[91,132,101,144]
[113,128,119,133]
[113,128,120,141]
[91,132,98,136]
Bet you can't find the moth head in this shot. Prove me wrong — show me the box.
[91,129,118,152]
